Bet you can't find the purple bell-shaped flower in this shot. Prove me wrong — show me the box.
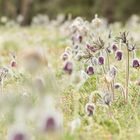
[63,61,73,74]
[132,59,139,68]
[112,44,118,52]
[98,56,105,65]
[86,66,94,75]
[115,50,123,61]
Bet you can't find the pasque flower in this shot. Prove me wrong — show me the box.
[105,66,117,83]
[115,50,123,61]
[10,53,17,68]
[86,44,97,52]
[9,132,27,140]
[63,61,73,74]
[61,52,69,61]
[112,44,118,52]
[86,66,94,75]
[128,44,135,51]
[7,123,29,140]
[98,56,105,65]
[85,103,96,116]
[103,93,112,106]
[132,59,139,68]
[11,60,17,68]
[40,109,63,133]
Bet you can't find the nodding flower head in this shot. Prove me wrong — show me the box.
[103,93,112,106]
[85,103,96,116]
[10,132,26,140]
[41,110,63,133]
[11,60,17,68]
[114,83,122,89]
[61,52,69,61]
[86,66,94,75]
[78,35,82,43]
[10,53,17,68]
[115,50,123,61]
[7,124,29,140]
[106,47,112,53]
[74,52,83,61]
[110,66,117,77]
[98,56,105,65]
[132,59,140,68]
[112,44,118,52]
[105,66,117,82]
[44,117,56,132]
[128,44,135,52]
[63,61,73,74]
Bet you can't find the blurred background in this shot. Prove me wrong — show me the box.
[0,0,140,25]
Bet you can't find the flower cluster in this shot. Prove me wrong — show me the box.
[61,15,140,117]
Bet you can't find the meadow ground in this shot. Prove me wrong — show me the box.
[0,19,140,140]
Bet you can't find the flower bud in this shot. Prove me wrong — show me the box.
[74,53,82,61]
[112,44,118,52]
[106,47,112,53]
[61,52,69,61]
[110,66,117,77]
[91,57,98,65]
[128,44,135,51]
[105,66,117,82]
[103,93,112,106]
[115,50,123,61]
[86,44,96,52]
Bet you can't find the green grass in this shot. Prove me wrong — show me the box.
[0,25,139,140]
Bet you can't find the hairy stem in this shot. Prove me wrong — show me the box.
[105,50,110,71]
[111,80,115,101]
[125,48,130,103]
